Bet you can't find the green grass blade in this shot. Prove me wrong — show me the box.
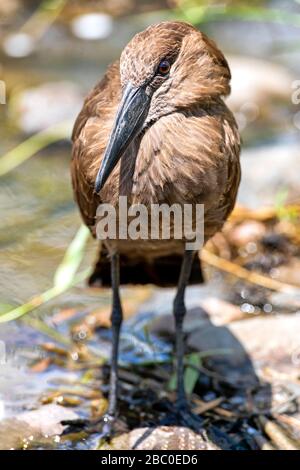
[184,352,201,395]
[53,225,91,290]
[168,349,233,393]
[0,268,91,324]
[0,121,72,176]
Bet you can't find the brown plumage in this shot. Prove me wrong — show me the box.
[71,21,240,286]
[71,21,240,434]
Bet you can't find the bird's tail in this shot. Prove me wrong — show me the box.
[88,246,204,288]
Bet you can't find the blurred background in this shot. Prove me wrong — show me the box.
[1,0,300,450]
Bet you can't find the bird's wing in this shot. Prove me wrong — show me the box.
[219,111,241,220]
[129,102,241,241]
[71,61,121,233]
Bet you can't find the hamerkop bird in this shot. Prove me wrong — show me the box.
[71,21,241,433]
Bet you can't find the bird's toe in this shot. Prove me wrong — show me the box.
[175,403,203,433]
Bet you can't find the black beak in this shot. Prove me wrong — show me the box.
[95,82,151,193]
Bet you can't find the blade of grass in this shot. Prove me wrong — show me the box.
[168,349,233,393]
[184,352,201,395]
[0,303,16,314]
[20,0,68,40]
[0,225,92,323]
[0,120,72,176]
[0,299,71,344]
[20,316,71,345]
[0,268,91,324]
[54,225,90,290]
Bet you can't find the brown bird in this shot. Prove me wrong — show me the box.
[71,21,240,434]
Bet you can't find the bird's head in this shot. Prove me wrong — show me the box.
[95,21,231,193]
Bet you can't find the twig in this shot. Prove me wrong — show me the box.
[253,433,276,451]
[274,414,300,432]
[193,397,223,415]
[257,416,300,450]
[244,425,276,450]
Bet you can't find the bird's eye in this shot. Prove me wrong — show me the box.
[157,60,170,75]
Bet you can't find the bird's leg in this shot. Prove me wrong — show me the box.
[100,251,123,437]
[173,250,202,430]
[174,250,194,408]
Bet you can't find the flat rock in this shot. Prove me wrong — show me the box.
[101,426,219,450]
[0,404,79,450]
[227,314,300,370]
[187,312,300,379]
[16,403,79,436]
[151,304,300,385]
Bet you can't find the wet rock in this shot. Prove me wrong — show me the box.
[153,305,300,387]
[0,419,39,450]
[186,311,300,376]
[0,404,79,450]
[101,426,219,450]
[16,404,79,436]
[227,314,300,372]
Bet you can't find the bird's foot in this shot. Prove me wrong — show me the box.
[158,399,203,433]
[175,400,203,433]
[91,413,117,447]
[90,413,115,437]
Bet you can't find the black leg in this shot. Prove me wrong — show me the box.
[173,250,195,408]
[101,252,123,436]
[108,252,123,415]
